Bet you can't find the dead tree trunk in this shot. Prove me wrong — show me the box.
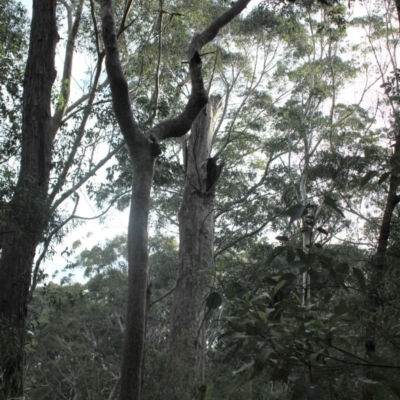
[100,2,252,399]
[0,0,58,397]
[166,96,223,399]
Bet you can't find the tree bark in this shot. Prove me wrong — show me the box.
[0,0,58,397]
[100,1,251,399]
[166,96,223,399]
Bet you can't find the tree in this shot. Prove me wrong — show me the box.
[0,0,120,395]
[99,0,253,398]
[0,0,58,397]
[164,95,223,398]
[351,1,400,398]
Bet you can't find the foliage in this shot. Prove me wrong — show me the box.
[3,0,400,398]
[0,0,28,203]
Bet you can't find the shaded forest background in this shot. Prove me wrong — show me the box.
[1,0,400,399]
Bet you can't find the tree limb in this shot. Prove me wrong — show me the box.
[146,0,253,142]
[51,0,84,139]
[49,53,105,205]
[50,142,124,213]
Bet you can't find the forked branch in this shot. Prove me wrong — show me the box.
[101,0,252,146]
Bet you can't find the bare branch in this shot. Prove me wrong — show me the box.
[49,53,105,205]
[101,0,143,149]
[117,0,134,38]
[73,190,130,220]
[65,79,109,115]
[149,285,176,308]
[29,193,80,299]
[214,212,282,258]
[51,0,84,139]
[50,142,124,212]
[215,151,286,219]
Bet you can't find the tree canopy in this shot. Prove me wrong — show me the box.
[2,0,400,399]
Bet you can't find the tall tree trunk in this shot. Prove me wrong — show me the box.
[166,96,223,399]
[100,2,251,399]
[0,0,58,397]
[120,144,158,400]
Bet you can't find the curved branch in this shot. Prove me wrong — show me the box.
[149,285,176,308]
[101,0,143,149]
[146,0,252,143]
[29,193,80,299]
[214,212,283,258]
[117,0,134,38]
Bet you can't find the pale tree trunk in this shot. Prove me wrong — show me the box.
[166,96,223,399]
[0,0,58,397]
[299,172,311,304]
[100,2,252,399]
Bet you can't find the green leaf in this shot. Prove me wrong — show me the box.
[360,170,377,187]
[358,377,378,385]
[286,204,307,226]
[233,360,254,375]
[255,348,272,364]
[257,310,267,322]
[206,292,222,310]
[352,267,366,293]
[273,280,286,295]
[378,172,390,184]
[225,282,244,300]
[296,248,308,264]
[290,260,306,268]
[324,196,345,218]
[279,272,297,285]
[276,235,289,241]
[266,246,286,266]
[72,240,82,250]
